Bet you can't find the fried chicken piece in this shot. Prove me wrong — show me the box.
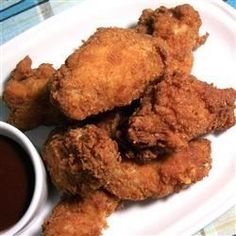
[42,191,119,236]
[128,72,236,152]
[42,103,139,196]
[93,102,138,139]
[86,101,158,162]
[51,27,164,120]
[66,125,211,201]
[97,112,163,162]
[132,147,162,161]
[96,106,166,162]
[99,116,163,162]
[42,128,102,196]
[3,56,65,131]
[95,111,123,138]
[136,4,208,74]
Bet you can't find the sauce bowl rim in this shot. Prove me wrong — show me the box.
[0,121,47,235]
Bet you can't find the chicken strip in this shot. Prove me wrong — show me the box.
[66,125,211,201]
[42,191,119,236]
[51,27,164,120]
[42,128,102,196]
[88,101,138,139]
[94,105,165,162]
[128,72,236,152]
[136,4,208,74]
[42,104,137,196]
[3,56,65,131]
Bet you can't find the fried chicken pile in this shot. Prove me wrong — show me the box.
[2,4,235,236]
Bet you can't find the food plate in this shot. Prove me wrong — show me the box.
[0,0,235,235]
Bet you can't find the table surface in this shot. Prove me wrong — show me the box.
[0,1,235,235]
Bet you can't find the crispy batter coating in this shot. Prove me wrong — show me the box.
[3,56,65,131]
[66,125,211,201]
[95,112,122,137]
[42,128,102,196]
[94,105,165,162]
[42,191,119,236]
[42,106,135,196]
[96,109,163,162]
[93,102,138,139]
[128,72,236,152]
[51,27,164,120]
[136,4,208,74]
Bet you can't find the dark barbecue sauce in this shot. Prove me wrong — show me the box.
[0,135,35,232]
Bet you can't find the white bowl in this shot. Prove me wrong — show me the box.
[0,121,47,236]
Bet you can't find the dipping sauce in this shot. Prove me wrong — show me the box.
[0,135,35,232]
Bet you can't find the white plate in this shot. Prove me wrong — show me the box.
[0,0,235,235]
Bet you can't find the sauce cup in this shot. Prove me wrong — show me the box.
[0,121,47,235]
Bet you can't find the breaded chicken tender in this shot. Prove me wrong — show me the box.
[66,125,211,201]
[42,128,102,196]
[3,56,65,131]
[95,107,163,161]
[93,104,165,162]
[42,191,119,236]
[137,4,208,74]
[42,105,136,196]
[91,101,138,139]
[51,28,164,120]
[128,72,236,152]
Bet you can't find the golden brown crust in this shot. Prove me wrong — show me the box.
[128,72,236,151]
[51,27,164,120]
[42,191,119,236]
[136,4,208,74]
[42,128,102,196]
[66,125,211,200]
[3,56,65,131]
